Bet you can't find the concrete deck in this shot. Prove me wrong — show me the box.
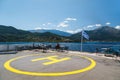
[0,50,120,80]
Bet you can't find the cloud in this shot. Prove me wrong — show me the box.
[66,29,82,34]
[57,22,69,27]
[47,22,52,25]
[35,27,42,30]
[115,25,120,29]
[65,18,77,21]
[66,30,75,34]
[106,22,111,25]
[42,24,46,26]
[63,20,69,23]
[85,24,102,30]
[42,22,52,26]
[87,25,94,28]
[57,17,77,28]
[35,27,50,30]
[95,24,102,27]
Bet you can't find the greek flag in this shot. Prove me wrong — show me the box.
[82,30,89,40]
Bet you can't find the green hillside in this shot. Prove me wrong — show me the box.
[0,25,67,42]
[70,26,120,42]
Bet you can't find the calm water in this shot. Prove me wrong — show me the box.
[0,42,120,52]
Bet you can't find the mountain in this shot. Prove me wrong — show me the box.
[70,26,120,41]
[29,29,72,37]
[0,25,31,42]
[1,25,120,42]
[0,25,68,42]
[88,26,120,41]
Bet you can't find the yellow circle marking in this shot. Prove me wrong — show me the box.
[4,54,96,76]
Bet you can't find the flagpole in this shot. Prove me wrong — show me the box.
[81,31,83,52]
[80,30,89,52]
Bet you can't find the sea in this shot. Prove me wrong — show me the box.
[0,42,120,53]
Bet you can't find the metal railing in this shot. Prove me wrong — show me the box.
[0,42,120,53]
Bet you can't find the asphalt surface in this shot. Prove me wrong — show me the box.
[0,50,120,80]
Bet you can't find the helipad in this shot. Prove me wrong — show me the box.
[4,54,96,76]
[1,50,120,80]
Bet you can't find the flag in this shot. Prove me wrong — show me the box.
[82,30,89,40]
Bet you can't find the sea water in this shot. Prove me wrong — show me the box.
[0,42,120,52]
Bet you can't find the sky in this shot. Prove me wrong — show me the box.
[0,0,120,33]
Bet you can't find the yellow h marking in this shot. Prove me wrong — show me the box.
[31,55,71,65]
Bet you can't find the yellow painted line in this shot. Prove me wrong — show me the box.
[32,55,58,62]
[43,57,71,65]
[4,54,96,76]
[32,55,71,65]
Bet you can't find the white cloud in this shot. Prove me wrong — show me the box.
[115,25,120,29]
[87,25,94,28]
[65,18,77,21]
[47,22,52,25]
[87,24,102,28]
[42,24,46,26]
[35,27,51,30]
[66,30,75,34]
[74,29,82,33]
[57,22,69,27]
[42,22,52,26]
[63,20,69,23]
[95,24,102,27]
[57,17,77,28]
[85,24,102,30]
[106,22,111,25]
[35,27,42,30]
[66,29,82,34]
